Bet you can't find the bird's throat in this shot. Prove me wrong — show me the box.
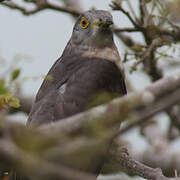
[82,43,120,63]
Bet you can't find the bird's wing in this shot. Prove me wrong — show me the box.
[27,56,126,126]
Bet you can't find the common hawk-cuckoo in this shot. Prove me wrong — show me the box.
[27,10,126,126]
[9,10,127,180]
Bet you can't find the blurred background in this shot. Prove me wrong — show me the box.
[1,0,180,179]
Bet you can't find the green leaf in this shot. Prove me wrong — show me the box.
[11,69,21,81]
[0,93,20,108]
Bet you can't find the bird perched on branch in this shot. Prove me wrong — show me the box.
[9,10,127,180]
[27,10,127,126]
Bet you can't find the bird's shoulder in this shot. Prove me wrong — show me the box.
[28,55,126,126]
[35,55,124,102]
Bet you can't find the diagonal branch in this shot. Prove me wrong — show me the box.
[112,148,179,180]
[41,70,180,136]
[110,1,141,29]
[0,70,180,179]
[139,0,149,26]
[0,140,96,180]
[118,86,180,135]
[131,38,163,72]
[0,1,81,16]
[0,1,46,15]
[114,27,140,33]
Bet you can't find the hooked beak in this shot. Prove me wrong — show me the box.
[102,18,113,27]
[92,18,113,29]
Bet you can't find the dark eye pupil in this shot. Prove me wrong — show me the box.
[82,20,86,25]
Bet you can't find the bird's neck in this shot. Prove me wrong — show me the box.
[64,39,120,62]
[62,39,124,77]
[82,43,120,63]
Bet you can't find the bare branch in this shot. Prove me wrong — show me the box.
[139,0,149,26]
[131,38,163,72]
[0,140,96,180]
[132,123,180,177]
[160,29,180,42]
[1,1,46,15]
[127,0,138,22]
[119,86,180,135]
[110,1,140,29]
[0,70,180,179]
[114,27,140,33]
[46,1,81,16]
[113,148,179,180]
[0,1,81,16]
[41,70,180,137]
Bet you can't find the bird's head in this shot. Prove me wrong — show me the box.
[71,10,114,49]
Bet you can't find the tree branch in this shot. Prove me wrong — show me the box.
[132,123,180,177]
[114,27,140,33]
[0,140,96,180]
[0,70,180,179]
[0,1,81,16]
[110,1,140,29]
[113,148,179,180]
[131,38,164,72]
[41,70,180,136]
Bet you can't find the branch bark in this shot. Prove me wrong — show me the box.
[0,70,180,179]
[40,70,180,136]
[112,148,179,180]
[0,1,81,16]
[0,140,96,180]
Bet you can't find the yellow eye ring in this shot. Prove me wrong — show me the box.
[80,17,89,29]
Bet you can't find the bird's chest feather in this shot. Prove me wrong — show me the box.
[82,46,120,63]
[57,58,124,97]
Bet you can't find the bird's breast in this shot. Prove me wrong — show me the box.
[82,46,120,63]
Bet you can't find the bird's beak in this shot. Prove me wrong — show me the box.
[92,18,113,29]
[104,18,114,27]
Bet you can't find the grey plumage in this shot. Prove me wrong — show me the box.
[27,10,126,126]
[10,10,127,180]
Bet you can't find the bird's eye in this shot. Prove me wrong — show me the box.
[80,17,89,29]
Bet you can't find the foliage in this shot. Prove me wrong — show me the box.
[0,93,20,108]
[0,68,21,110]
[11,69,21,81]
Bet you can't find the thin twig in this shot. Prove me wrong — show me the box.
[139,0,149,26]
[113,148,178,180]
[114,27,141,33]
[1,1,45,15]
[118,87,180,135]
[127,0,138,22]
[110,1,139,28]
[131,38,163,72]
[0,1,81,16]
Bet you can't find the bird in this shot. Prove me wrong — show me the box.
[9,10,127,180]
[27,10,127,126]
